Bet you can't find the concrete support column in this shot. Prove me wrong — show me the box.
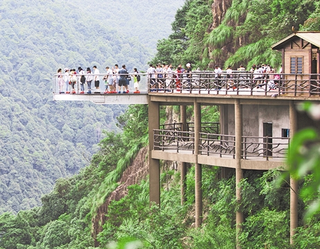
[235,99,243,248]
[194,101,202,228]
[289,101,298,244]
[181,162,187,205]
[220,105,228,179]
[149,99,160,205]
[180,105,187,205]
[180,105,187,131]
[219,104,228,135]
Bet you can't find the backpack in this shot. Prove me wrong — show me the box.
[137,74,141,81]
[80,74,85,83]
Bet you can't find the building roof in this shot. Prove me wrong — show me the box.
[271,31,320,50]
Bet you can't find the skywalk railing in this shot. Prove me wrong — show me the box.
[53,71,320,97]
[153,129,289,161]
[53,73,150,94]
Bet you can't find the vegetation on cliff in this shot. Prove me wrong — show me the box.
[0,104,149,249]
[151,0,319,70]
[1,0,320,248]
[0,0,183,214]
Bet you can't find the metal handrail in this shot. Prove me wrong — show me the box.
[242,136,290,160]
[147,72,320,96]
[153,130,290,161]
[199,133,235,158]
[153,129,195,153]
[159,122,220,134]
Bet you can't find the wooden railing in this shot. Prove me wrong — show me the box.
[148,72,320,97]
[153,129,194,153]
[242,136,289,160]
[199,133,235,158]
[153,130,289,161]
[159,122,220,134]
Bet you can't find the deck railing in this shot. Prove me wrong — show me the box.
[159,122,220,134]
[54,71,320,97]
[153,129,289,161]
[199,133,235,158]
[242,136,289,160]
[149,72,320,97]
[53,73,149,94]
[153,129,194,153]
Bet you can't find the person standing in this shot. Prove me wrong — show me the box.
[86,67,93,94]
[147,64,156,91]
[93,65,100,91]
[78,67,85,94]
[267,66,276,90]
[63,68,70,93]
[57,68,64,94]
[118,65,129,93]
[114,64,120,93]
[214,65,222,89]
[186,63,192,88]
[176,65,182,90]
[104,66,114,93]
[226,65,233,89]
[133,67,140,93]
[156,64,164,88]
[70,69,77,94]
[166,64,173,90]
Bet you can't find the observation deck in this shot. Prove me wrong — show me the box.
[53,71,320,104]
[53,71,320,169]
[54,69,320,243]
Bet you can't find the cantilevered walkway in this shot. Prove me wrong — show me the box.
[54,70,320,245]
[53,71,320,104]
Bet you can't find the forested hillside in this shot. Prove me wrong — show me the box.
[0,0,184,214]
[1,0,320,248]
[151,0,319,70]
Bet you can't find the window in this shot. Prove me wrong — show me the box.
[282,128,290,138]
[290,57,303,74]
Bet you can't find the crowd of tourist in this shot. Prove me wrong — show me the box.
[56,64,141,94]
[145,63,282,91]
[56,63,283,94]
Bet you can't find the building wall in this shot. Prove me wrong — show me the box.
[284,50,310,74]
[223,104,289,137]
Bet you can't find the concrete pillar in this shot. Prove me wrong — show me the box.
[194,101,202,227]
[220,105,228,180]
[219,104,228,135]
[180,105,187,205]
[235,99,243,248]
[181,162,187,205]
[289,101,298,244]
[149,99,160,205]
[180,105,187,131]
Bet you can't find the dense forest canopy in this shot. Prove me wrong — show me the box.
[151,0,319,70]
[0,0,184,214]
[1,0,320,248]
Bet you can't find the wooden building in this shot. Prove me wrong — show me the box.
[272,31,320,95]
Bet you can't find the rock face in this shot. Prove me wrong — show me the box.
[92,147,149,246]
[211,0,233,29]
[209,0,249,68]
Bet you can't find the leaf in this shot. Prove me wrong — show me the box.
[286,128,318,179]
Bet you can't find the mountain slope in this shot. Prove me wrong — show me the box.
[0,0,184,214]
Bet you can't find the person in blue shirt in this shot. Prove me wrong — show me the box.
[118,65,129,93]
